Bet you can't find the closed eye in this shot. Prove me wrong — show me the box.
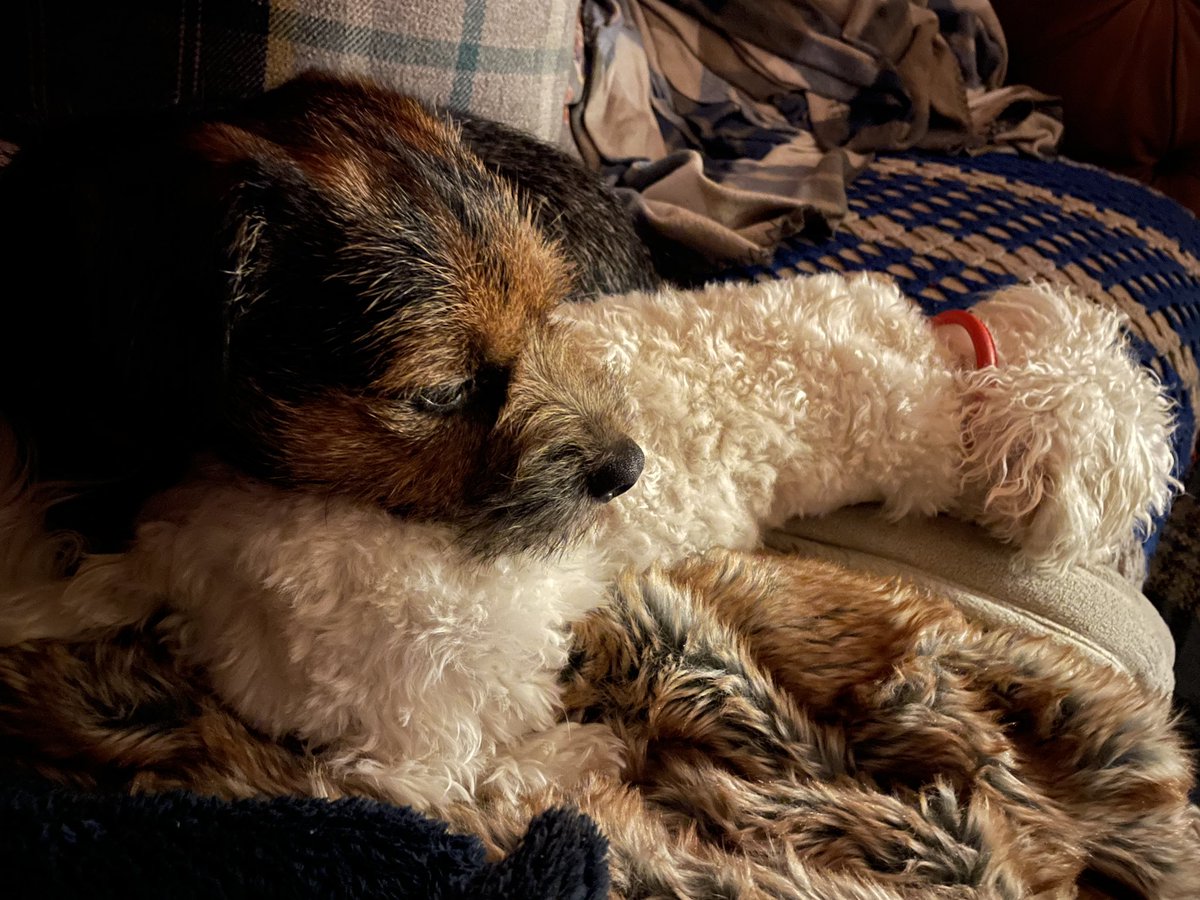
[412,380,472,414]
[408,366,509,417]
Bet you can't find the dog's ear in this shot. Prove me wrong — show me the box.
[183,123,340,377]
[186,123,307,304]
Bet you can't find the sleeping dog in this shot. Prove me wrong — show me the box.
[0,72,657,556]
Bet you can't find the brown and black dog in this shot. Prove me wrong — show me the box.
[0,72,656,556]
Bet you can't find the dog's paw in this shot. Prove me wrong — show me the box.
[480,721,627,802]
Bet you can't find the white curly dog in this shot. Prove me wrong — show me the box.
[0,273,1177,810]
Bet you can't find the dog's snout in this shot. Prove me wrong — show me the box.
[586,438,644,502]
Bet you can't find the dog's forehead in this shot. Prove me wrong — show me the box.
[311,105,470,199]
[357,184,570,382]
[213,77,575,388]
[204,79,483,215]
[458,279,558,363]
[369,280,559,392]
[301,106,572,318]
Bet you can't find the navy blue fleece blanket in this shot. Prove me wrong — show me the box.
[0,775,608,899]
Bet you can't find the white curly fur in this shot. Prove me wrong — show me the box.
[0,273,1178,809]
[956,282,1178,569]
[575,272,965,575]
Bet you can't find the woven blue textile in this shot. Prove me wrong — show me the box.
[728,151,1200,495]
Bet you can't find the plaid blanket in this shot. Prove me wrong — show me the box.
[572,0,1061,263]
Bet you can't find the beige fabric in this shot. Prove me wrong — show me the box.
[767,505,1175,694]
[573,0,1062,262]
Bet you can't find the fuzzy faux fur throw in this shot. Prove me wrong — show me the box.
[2,548,1196,898]
[447,549,1200,898]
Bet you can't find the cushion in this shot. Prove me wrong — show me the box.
[0,1,580,143]
[769,507,1177,693]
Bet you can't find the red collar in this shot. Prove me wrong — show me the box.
[931,309,997,369]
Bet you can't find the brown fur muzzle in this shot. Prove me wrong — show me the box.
[456,321,643,556]
[242,317,643,558]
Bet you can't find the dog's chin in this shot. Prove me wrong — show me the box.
[437,465,604,560]
[456,493,602,560]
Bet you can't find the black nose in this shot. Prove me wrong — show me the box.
[586,438,644,502]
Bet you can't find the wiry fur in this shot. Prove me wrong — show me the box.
[0,73,657,554]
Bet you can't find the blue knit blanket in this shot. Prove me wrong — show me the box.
[0,775,608,899]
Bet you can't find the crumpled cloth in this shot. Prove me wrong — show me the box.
[572,0,1062,263]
